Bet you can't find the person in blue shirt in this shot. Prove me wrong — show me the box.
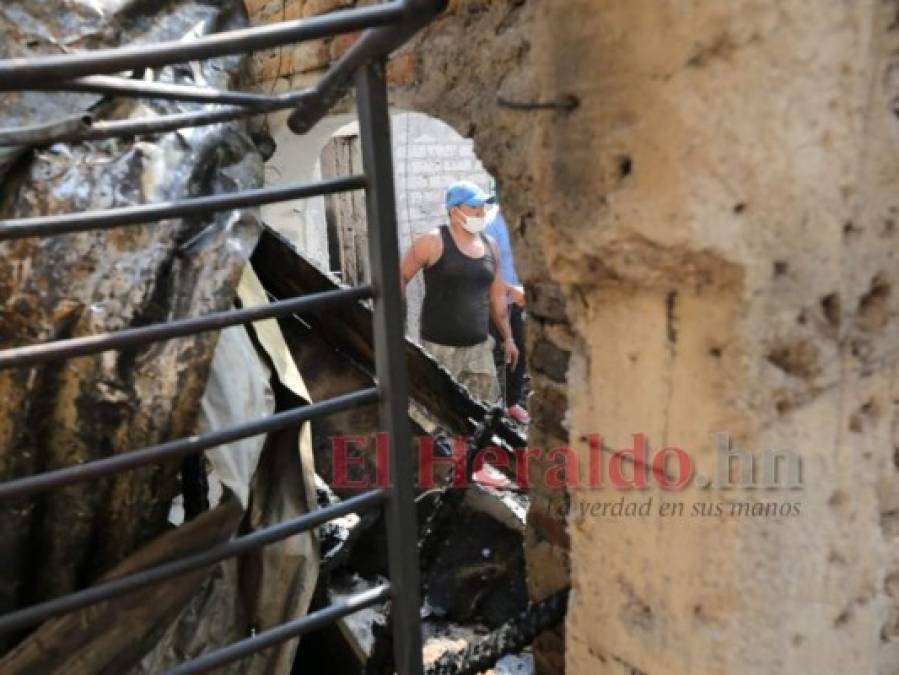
[486,207,530,423]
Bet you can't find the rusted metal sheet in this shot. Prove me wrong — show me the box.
[0,0,263,646]
[0,500,245,674]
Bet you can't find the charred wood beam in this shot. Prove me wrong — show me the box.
[321,508,382,576]
[366,410,508,675]
[253,229,530,675]
[0,500,244,673]
[251,226,527,453]
[180,454,209,522]
[418,409,505,571]
[424,589,570,675]
[316,478,385,578]
[364,612,395,675]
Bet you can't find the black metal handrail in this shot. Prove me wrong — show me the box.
[20,75,294,106]
[0,2,441,147]
[0,286,373,369]
[0,3,406,88]
[0,1,446,672]
[0,388,380,501]
[0,489,387,634]
[0,175,367,240]
[167,584,394,675]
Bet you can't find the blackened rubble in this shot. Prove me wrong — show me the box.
[254,232,565,672]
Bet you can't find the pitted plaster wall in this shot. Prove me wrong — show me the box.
[529,2,899,673]
[245,1,899,673]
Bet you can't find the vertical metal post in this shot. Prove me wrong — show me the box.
[355,60,424,675]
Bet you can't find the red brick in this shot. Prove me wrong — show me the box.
[290,38,332,74]
[243,0,272,16]
[386,52,417,86]
[528,508,571,550]
[329,31,361,60]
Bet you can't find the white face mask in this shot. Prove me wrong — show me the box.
[458,212,486,234]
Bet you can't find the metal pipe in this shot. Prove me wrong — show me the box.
[165,584,393,675]
[288,3,444,135]
[0,4,449,670]
[0,30,383,147]
[0,175,367,240]
[0,0,447,148]
[0,285,373,370]
[288,22,417,134]
[0,489,388,634]
[33,75,286,106]
[0,112,95,147]
[356,60,424,675]
[425,589,570,675]
[0,3,406,89]
[0,387,379,502]
[0,99,302,147]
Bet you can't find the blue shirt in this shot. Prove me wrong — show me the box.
[485,210,521,294]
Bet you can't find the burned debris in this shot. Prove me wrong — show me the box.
[256,229,558,673]
[0,1,566,671]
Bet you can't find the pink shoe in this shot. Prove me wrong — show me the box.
[506,404,530,424]
[473,464,512,488]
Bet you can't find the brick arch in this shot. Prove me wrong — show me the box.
[244,2,570,673]
[259,111,355,252]
[245,3,899,675]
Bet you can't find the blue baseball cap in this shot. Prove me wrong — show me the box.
[445,180,496,208]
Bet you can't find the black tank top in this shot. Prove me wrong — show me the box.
[420,226,496,346]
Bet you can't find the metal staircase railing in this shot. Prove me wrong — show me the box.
[0,2,448,672]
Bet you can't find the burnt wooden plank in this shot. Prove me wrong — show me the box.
[0,500,244,674]
[251,225,526,451]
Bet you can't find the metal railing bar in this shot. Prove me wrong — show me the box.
[356,60,424,674]
[403,0,449,13]
[0,387,379,502]
[0,88,324,147]
[0,96,320,147]
[0,113,96,147]
[0,489,388,634]
[164,584,393,675]
[289,12,434,134]
[0,175,367,240]
[0,106,246,148]
[287,0,448,134]
[0,285,373,370]
[0,5,447,675]
[0,0,446,149]
[29,75,291,106]
[0,3,406,90]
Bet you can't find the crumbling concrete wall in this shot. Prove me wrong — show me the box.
[244,0,899,673]
[529,1,899,673]
[0,0,263,640]
[242,12,569,671]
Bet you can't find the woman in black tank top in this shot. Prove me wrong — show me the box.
[420,226,495,347]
